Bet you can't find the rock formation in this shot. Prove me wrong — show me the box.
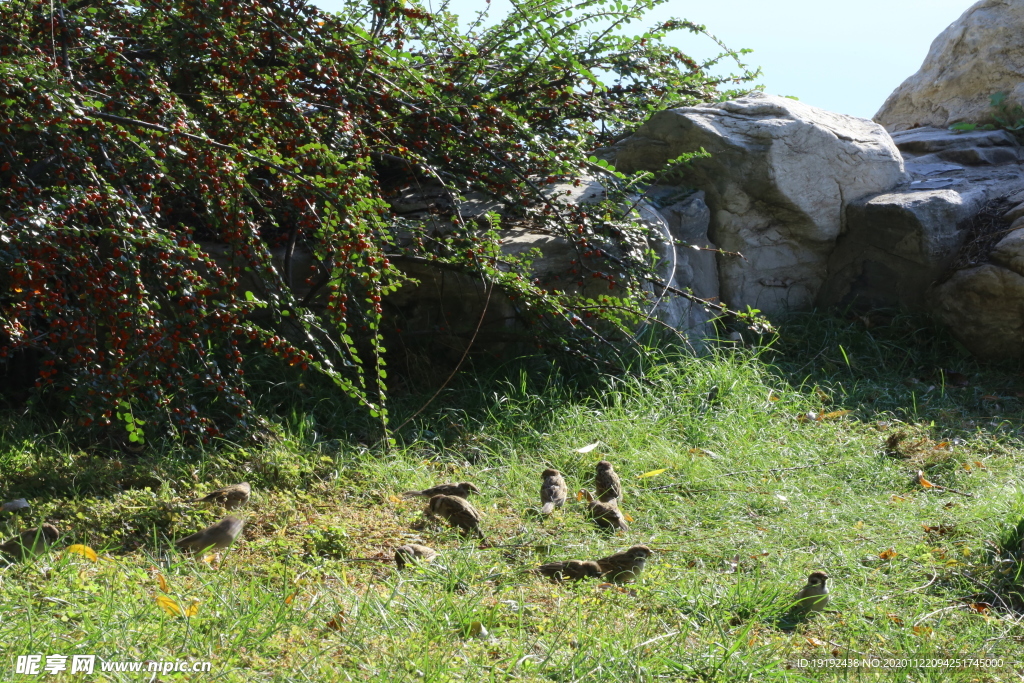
[875,0,1024,132]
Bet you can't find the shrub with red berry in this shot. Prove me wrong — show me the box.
[0,0,756,443]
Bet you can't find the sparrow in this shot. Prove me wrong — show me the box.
[426,494,485,539]
[394,543,438,569]
[579,489,628,531]
[540,469,567,514]
[530,559,602,583]
[790,571,830,614]
[596,545,652,583]
[403,482,480,499]
[0,524,60,560]
[189,482,251,510]
[175,516,245,553]
[594,461,622,503]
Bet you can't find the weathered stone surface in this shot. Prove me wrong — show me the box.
[377,179,719,356]
[875,0,1024,132]
[613,91,906,313]
[991,227,1024,274]
[933,264,1024,359]
[821,127,1024,310]
[890,127,1022,165]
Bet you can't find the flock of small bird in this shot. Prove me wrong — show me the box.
[0,461,830,616]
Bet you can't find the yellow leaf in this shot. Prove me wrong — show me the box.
[854,521,864,530]
[963,462,972,472]
[325,612,347,631]
[912,625,933,636]
[890,495,908,502]
[638,468,667,479]
[184,600,200,617]
[805,637,824,647]
[968,602,991,614]
[887,614,904,625]
[974,461,986,469]
[878,548,898,560]
[387,495,403,503]
[201,553,217,564]
[285,592,296,605]
[156,574,169,593]
[821,410,852,420]
[768,394,780,402]
[624,513,635,522]
[66,544,98,562]
[575,441,600,454]
[815,388,830,403]
[155,595,183,616]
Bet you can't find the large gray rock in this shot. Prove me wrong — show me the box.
[875,0,1024,132]
[381,179,719,357]
[613,92,906,313]
[933,263,1024,359]
[821,127,1024,310]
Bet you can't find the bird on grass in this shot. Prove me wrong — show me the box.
[579,489,628,532]
[540,469,567,515]
[789,571,830,615]
[0,524,60,560]
[404,482,480,499]
[596,545,652,583]
[426,494,485,540]
[394,543,438,569]
[189,482,251,511]
[530,559,602,583]
[175,516,245,553]
[594,461,622,503]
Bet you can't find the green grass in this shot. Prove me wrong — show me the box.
[3,312,1024,681]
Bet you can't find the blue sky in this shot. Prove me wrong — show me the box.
[313,0,975,120]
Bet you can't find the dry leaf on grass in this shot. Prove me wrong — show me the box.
[155,595,199,617]
[878,548,898,560]
[66,544,97,562]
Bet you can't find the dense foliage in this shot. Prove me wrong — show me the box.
[0,0,757,443]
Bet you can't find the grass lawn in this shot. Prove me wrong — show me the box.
[2,312,1024,681]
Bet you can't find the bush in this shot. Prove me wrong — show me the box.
[0,0,756,443]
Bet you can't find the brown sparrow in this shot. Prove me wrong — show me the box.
[403,482,480,499]
[596,545,652,583]
[0,524,60,560]
[790,571,830,614]
[579,489,628,531]
[540,469,567,514]
[189,482,251,510]
[594,461,622,503]
[394,543,438,569]
[175,516,245,552]
[530,559,602,583]
[426,494,485,539]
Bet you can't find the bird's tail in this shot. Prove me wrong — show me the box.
[402,491,424,498]
[540,502,555,515]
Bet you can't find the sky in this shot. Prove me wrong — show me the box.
[313,0,977,120]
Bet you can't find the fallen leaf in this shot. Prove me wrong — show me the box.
[981,395,1000,402]
[805,637,825,647]
[854,521,864,530]
[932,441,950,450]
[285,592,296,605]
[155,595,196,617]
[623,513,635,522]
[922,524,956,537]
[890,495,908,503]
[688,448,718,458]
[387,495,403,503]
[887,614,904,625]
[325,612,347,631]
[66,544,98,562]
[974,461,987,469]
[575,442,600,454]
[912,625,932,636]
[638,468,667,479]
[967,602,991,614]
[878,548,898,560]
[749,551,770,558]
[821,410,853,420]
[815,388,831,403]
[768,394,780,402]
[156,573,169,593]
